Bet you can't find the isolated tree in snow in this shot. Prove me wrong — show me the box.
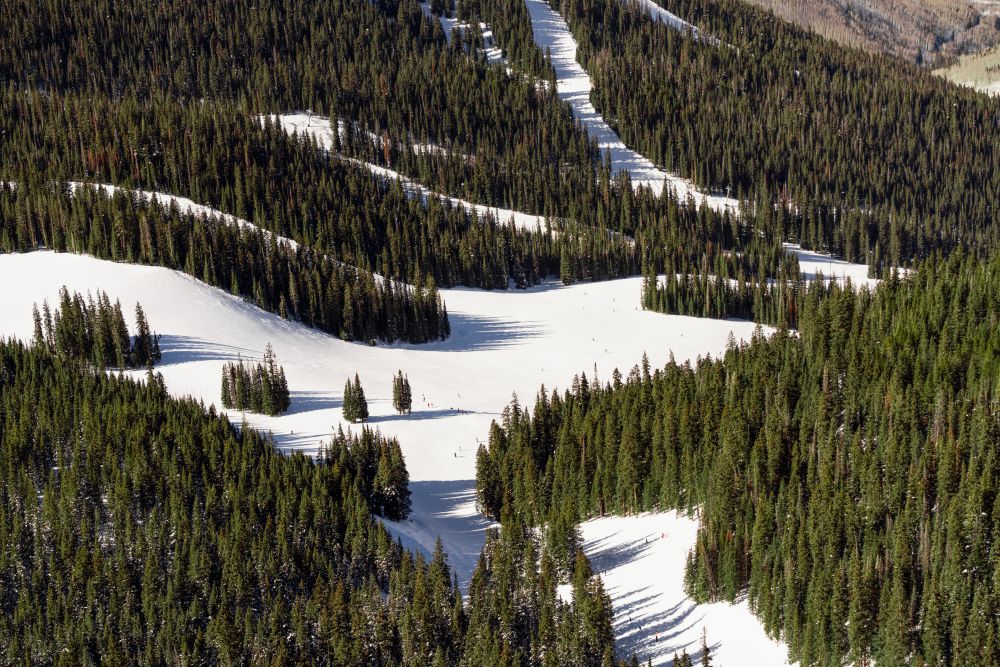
[392,370,412,414]
[343,373,369,422]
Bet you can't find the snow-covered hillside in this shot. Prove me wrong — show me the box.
[579,513,796,666]
[0,250,798,663]
[786,243,880,287]
[524,0,737,211]
[266,113,548,232]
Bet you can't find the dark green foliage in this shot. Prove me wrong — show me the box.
[0,0,603,220]
[393,370,413,415]
[0,183,447,344]
[460,0,555,79]
[0,338,618,663]
[479,252,1000,665]
[462,522,616,667]
[33,286,160,369]
[556,0,1000,269]
[325,426,412,521]
[639,198,805,325]
[343,373,370,423]
[0,337,428,663]
[220,343,290,416]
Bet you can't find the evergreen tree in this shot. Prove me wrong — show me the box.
[344,373,369,423]
[393,370,413,414]
[220,344,290,416]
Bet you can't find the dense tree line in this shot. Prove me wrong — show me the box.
[555,0,1000,270]
[323,427,412,522]
[0,338,619,664]
[478,252,1000,665]
[639,198,806,324]
[32,286,160,369]
[460,0,556,79]
[0,0,606,219]
[0,183,448,344]
[220,344,291,416]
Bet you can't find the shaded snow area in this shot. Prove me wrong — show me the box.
[266,113,548,233]
[580,513,796,666]
[524,0,737,212]
[419,1,506,65]
[784,243,879,288]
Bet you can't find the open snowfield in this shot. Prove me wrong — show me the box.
[267,113,549,232]
[0,251,766,584]
[580,512,796,666]
[524,0,737,211]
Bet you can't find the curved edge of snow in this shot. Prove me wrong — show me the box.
[67,181,300,251]
[579,512,796,666]
[523,0,738,213]
[264,113,551,233]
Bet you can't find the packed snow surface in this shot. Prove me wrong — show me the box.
[267,113,548,232]
[524,0,737,212]
[0,251,793,662]
[579,512,796,666]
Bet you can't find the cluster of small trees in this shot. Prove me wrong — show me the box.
[342,373,369,423]
[32,287,160,369]
[392,370,412,414]
[220,343,290,416]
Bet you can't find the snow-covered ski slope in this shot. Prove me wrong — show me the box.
[0,249,880,663]
[786,243,879,287]
[267,113,548,232]
[580,513,796,666]
[524,0,737,211]
[419,1,506,65]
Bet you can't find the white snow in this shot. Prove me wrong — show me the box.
[580,512,796,666]
[625,0,716,44]
[784,243,879,287]
[0,252,763,584]
[266,113,550,232]
[524,0,737,212]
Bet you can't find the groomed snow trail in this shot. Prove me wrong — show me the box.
[580,513,796,666]
[267,113,548,233]
[0,252,764,594]
[524,0,737,211]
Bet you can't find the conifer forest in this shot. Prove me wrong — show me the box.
[1,0,999,664]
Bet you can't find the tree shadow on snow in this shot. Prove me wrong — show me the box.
[431,312,546,351]
[156,335,254,366]
[584,529,721,665]
[285,390,341,416]
[365,407,493,424]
